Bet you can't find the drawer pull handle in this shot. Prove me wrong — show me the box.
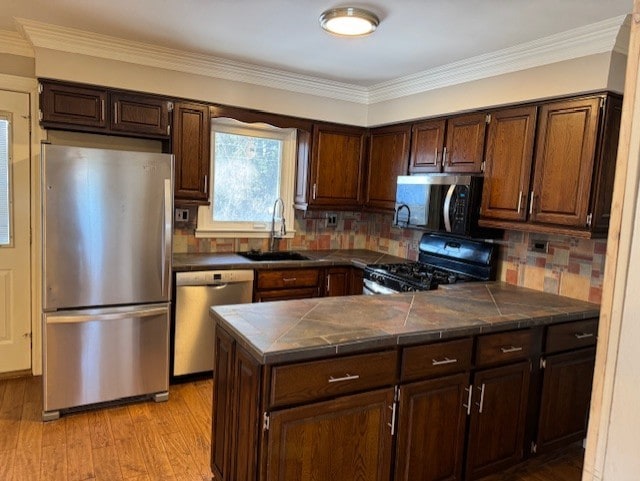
[328,374,360,383]
[575,332,594,340]
[282,277,298,282]
[432,357,458,366]
[500,346,523,354]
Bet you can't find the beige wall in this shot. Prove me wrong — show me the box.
[367,53,616,126]
[0,53,35,78]
[34,48,369,126]
[32,48,624,127]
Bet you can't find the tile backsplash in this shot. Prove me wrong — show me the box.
[497,230,605,304]
[174,209,605,303]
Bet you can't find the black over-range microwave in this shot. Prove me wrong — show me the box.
[394,174,499,238]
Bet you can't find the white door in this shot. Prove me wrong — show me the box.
[0,90,31,373]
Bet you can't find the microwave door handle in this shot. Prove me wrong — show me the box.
[443,184,456,232]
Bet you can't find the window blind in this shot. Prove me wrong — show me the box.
[0,118,10,246]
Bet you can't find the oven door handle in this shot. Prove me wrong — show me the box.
[443,184,456,233]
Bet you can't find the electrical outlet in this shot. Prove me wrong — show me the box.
[326,213,338,227]
[175,208,189,222]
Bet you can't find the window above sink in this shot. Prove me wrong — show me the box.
[196,118,297,238]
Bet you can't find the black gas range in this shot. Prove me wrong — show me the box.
[363,233,498,294]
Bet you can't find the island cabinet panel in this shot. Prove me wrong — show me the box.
[530,97,601,227]
[40,82,108,129]
[308,123,366,209]
[323,267,351,297]
[409,119,447,173]
[173,102,210,203]
[443,113,487,173]
[211,328,262,481]
[395,373,469,481]
[364,124,411,211]
[266,388,395,481]
[536,348,596,453]
[480,106,537,222]
[465,361,531,480]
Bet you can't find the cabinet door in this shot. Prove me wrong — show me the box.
[481,106,537,221]
[324,267,351,296]
[444,113,487,173]
[350,267,364,295]
[395,374,469,481]
[173,102,210,203]
[536,348,595,453]
[365,124,411,210]
[309,124,366,209]
[110,92,170,137]
[40,81,107,129]
[466,361,530,480]
[530,97,601,226]
[266,389,395,481]
[409,119,447,173]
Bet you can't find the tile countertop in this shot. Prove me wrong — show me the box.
[210,282,600,365]
[172,249,409,271]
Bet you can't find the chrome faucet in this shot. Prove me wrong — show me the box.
[395,203,411,226]
[269,197,287,251]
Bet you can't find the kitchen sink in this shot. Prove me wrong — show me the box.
[237,251,311,262]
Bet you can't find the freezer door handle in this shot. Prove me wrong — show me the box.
[46,306,168,324]
[162,178,172,298]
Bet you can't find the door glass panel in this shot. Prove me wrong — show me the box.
[0,115,10,246]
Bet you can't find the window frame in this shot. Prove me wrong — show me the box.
[0,112,12,248]
[196,118,297,238]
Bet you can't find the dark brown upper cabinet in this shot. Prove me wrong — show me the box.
[307,123,366,210]
[173,102,210,204]
[409,119,446,173]
[444,113,487,173]
[408,113,486,174]
[39,79,171,140]
[480,106,537,222]
[365,124,412,211]
[40,81,108,130]
[110,92,171,137]
[480,93,622,238]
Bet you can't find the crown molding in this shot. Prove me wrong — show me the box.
[15,15,627,106]
[0,29,34,57]
[15,18,370,104]
[369,15,628,103]
[614,15,631,55]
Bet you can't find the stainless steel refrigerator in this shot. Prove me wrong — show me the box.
[41,144,173,421]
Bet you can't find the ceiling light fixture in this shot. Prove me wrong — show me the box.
[319,7,380,36]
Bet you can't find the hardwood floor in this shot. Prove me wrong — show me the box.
[0,375,213,481]
[0,375,584,481]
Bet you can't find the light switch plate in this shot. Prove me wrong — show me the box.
[175,208,189,222]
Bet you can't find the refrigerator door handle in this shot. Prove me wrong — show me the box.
[162,178,172,298]
[46,305,168,325]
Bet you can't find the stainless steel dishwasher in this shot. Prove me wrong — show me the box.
[174,270,254,376]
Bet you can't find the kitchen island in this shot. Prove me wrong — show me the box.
[210,282,599,481]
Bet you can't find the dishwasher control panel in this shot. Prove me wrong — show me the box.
[176,270,255,286]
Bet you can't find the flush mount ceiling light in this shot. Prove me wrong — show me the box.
[319,7,380,36]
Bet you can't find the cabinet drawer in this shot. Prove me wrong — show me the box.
[269,350,397,408]
[545,319,598,353]
[401,338,473,382]
[475,329,534,367]
[257,268,320,289]
[255,287,320,302]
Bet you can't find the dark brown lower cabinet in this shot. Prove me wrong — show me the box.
[212,330,262,481]
[266,389,395,481]
[465,361,531,480]
[536,348,596,453]
[395,373,469,481]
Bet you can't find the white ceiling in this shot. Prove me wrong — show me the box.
[1,0,633,87]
